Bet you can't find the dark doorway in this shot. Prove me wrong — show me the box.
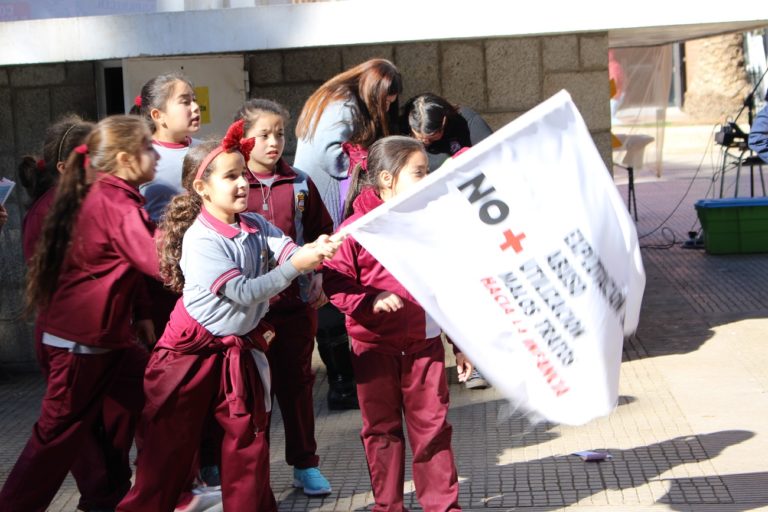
[104,66,125,115]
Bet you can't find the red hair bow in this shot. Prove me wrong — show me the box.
[36,159,46,171]
[134,95,142,107]
[194,119,255,180]
[223,119,255,161]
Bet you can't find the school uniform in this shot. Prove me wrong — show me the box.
[140,138,198,222]
[21,187,55,263]
[20,184,153,512]
[118,208,302,512]
[322,187,461,512]
[245,159,333,469]
[22,187,57,371]
[0,173,158,512]
[139,138,199,340]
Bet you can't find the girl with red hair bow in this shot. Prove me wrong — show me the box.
[118,120,342,512]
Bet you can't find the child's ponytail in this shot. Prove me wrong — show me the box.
[18,114,93,206]
[158,140,218,292]
[341,135,424,220]
[25,147,90,312]
[342,160,368,221]
[17,156,54,206]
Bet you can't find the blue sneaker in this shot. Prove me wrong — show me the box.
[293,467,332,496]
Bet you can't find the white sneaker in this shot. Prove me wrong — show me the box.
[174,488,222,512]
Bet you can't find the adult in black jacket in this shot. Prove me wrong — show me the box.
[401,93,493,172]
[400,93,493,390]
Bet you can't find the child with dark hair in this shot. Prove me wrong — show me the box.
[0,115,160,512]
[19,114,94,262]
[134,72,202,222]
[117,120,341,512]
[132,73,224,509]
[17,114,144,512]
[324,135,472,511]
[401,92,493,174]
[237,98,335,495]
[401,93,493,389]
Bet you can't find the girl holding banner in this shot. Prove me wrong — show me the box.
[323,136,470,511]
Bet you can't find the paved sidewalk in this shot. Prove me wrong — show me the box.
[2,124,768,511]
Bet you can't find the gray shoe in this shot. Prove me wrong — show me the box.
[465,368,490,389]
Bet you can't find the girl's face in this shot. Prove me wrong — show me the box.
[244,113,285,175]
[152,81,201,140]
[381,150,428,201]
[195,151,249,224]
[137,136,161,183]
[117,135,160,187]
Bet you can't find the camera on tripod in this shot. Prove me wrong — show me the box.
[715,121,748,147]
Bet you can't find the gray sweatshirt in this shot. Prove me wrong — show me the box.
[292,100,355,228]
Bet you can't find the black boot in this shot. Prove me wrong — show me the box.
[317,305,359,410]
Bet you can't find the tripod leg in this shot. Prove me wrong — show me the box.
[719,155,726,198]
[626,168,631,215]
[627,166,638,221]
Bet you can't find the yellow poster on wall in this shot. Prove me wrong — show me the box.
[195,86,210,124]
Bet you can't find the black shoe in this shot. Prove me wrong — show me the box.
[327,378,359,410]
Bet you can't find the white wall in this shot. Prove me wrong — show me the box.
[0,0,766,66]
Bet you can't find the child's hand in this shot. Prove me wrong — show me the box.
[314,234,344,260]
[290,235,344,273]
[290,244,325,272]
[0,204,8,230]
[455,353,473,382]
[307,273,328,309]
[372,291,403,313]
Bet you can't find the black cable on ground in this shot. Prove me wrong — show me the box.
[636,124,718,246]
[640,226,678,249]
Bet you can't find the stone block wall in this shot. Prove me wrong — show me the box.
[246,33,613,167]
[0,63,98,370]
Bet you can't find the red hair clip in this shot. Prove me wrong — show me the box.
[36,159,46,171]
[134,95,142,108]
[194,120,255,180]
[74,144,90,168]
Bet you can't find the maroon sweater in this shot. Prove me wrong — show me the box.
[245,160,333,310]
[38,173,159,349]
[21,187,56,263]
[322,187,441,355]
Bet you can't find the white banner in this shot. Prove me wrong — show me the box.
[343,91,645,426]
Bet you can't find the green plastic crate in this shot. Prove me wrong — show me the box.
[695,198,768,254]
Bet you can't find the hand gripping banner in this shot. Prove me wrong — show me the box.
[341,90,645,425]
